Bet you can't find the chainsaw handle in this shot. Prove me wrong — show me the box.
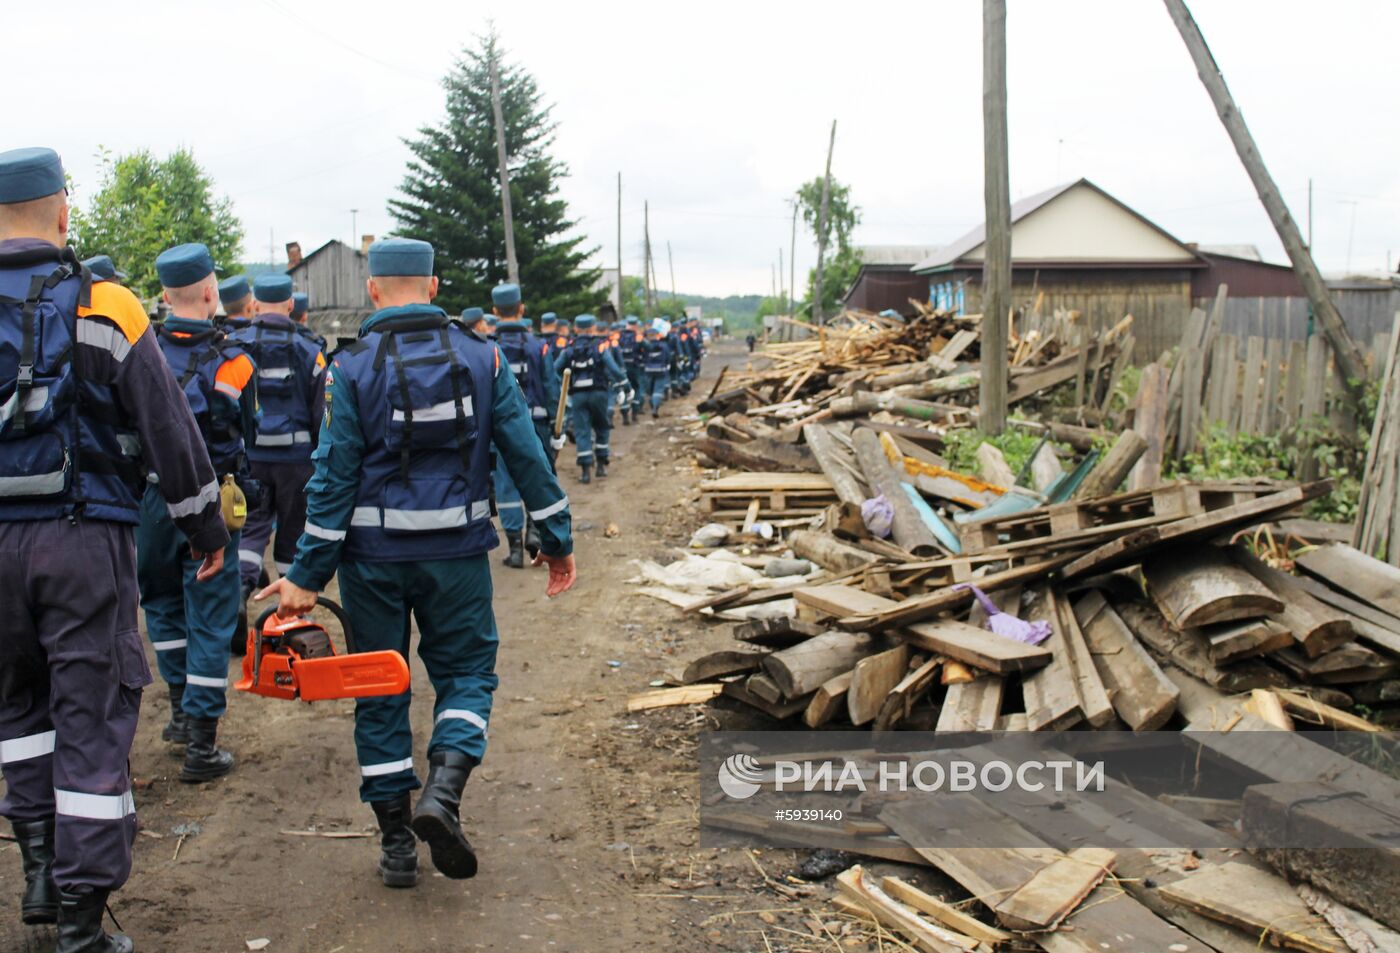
[255,596,359,653]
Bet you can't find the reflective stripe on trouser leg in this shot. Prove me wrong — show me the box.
[179,530,242,721]
[237,463,276,589]
[572,396,595,466]
[413,555,499,765]
[585,392,612,464]
[628,367,644,411]
[337,560,420,803]
[0,518,146,891]
[492,452,525,533]
[137,484,190,686]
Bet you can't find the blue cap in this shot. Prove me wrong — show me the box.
[0,147,65,204]
[82,255,125,282]
[485,315,499,327]
[291,292,309,317]
[556,317,570,328]
[540,311,558,324]
[218,275,250,304]
[155,243,215,288]
[626,315,639,325]
[574,314,596,329]
[253,273,293,303]
[368,237,434,277]
[462,307,484,322]
[491,282,521,308]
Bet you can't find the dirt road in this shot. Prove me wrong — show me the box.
[4,342,809,953]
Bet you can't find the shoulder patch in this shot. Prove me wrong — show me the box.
[77,281,150,344]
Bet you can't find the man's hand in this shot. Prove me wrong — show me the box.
[255,576,319,620]
[191,548,224,582]
[532,552,576,597]
[550,434,566,451]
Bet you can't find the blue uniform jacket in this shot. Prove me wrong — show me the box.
[551,335,626,389]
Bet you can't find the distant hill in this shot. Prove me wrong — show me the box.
[677,292,764,330]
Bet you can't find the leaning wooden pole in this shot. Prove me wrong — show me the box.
[852,427,942,557]
[812,120,837,325]
[980,0,1011,435]
[1162,0,1366,397]
[616,172,623,313]
[489,55,519,284]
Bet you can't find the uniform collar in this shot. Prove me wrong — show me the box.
[361,303,447,335]
[164,315,215,333]
[253,312,296,330]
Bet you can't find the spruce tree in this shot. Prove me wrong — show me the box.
[389,30,602,318]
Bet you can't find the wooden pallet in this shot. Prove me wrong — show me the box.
[958,480,1283,555]
[700,472,837,516]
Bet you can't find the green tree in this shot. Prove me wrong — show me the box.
[390,30,602,317]
[794,177,862,317]
[618,275,687,323]
[70,148,243,300]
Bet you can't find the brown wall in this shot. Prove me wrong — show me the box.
[1192,254,1304,299]
[844,266,930,314]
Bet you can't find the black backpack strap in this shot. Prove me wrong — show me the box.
[385,332,413,482]
[440,326,473,472]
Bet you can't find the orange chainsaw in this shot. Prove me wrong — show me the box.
[235,596,410,702]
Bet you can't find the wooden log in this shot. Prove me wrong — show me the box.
[802,423,867,506]
[744,671,785,704]
[731,617,825,646]
[993,847,1116,931]
[847,644,911,726]
[1073,590,1179,730]
[678,648,769,684]
[852,427,942,557]
[1143,545,1284,628]
[693,437,815,473]
[762,631,878,698]
[834,865,979,953]
[1232,549,1355,658]
[1073,429,1148,500]
[873,656,941,730]
[720,679,810,720]
[787,529,878,573]
[828,391,961,422]
[803,670,854,728]
[1156,861,1347,953]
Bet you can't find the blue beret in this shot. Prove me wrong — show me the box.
[155,243,215,288]
[291,292,309,317]
[0,147,65,204]
[485,315,499,327]
[491,282,521,307]
[574,314,596,329]
[556,317,570,328]
[82,255,125,282]
[626,315,639,325]
[254,274,293,303]
[461,307,484,321]
[368,237,434,277]
[218,275,250,304]
[540,311,558,324]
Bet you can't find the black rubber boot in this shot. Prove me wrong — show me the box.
[161,683,188,745]
[230,581,253,656]
[651,405,659,418]
[410,750,478,879]
[524,520,541,560]
[370,795,419,888]
[56,888,132,953]
[595,459,608,479]
[13,819,57,925]
[579,463,591,485]
[180,718,234,783]
[503,532,524,569]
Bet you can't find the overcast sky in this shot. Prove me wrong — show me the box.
[12,0,1397,296]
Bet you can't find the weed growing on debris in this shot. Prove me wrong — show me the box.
[942,429,1072,480]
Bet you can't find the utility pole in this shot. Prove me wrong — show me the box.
[616,172,623,313]
[1162,0,1366,395]
[667,241,677,302]
[489,54,519,284]
[350,208,358,246]
[643,201,655,319]
[980,0,1011,435]
[778,247,785,313]
[789,202,797,318]
[812,120,837,325]
[1307,178,1313,250]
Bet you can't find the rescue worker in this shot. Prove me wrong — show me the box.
[216,274,254,331]
[640,321,673,417]
[255,238,575,887]
[490,283,558,566]
[139,242,258,784]
[81,254,125,284]
[462,306,487,334]
[553,314,625,483]
[537,312,559,360]
[0,147,228,953]
[746,332,756,353]
[620,315,644,423]
[290,291,328,351]
[687,317,705,379]
[229,274,326,634]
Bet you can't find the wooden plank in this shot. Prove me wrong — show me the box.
[1273,642,1396,685]
[1240,335,1265,433]
[1073,590,1179,730]
[700,472,835,492]
[1297,883,1400,952]
[1202,617,1293,664]
[1273,688,1382,732]
[720,679,809,720]
[1296,543,1400,619]
[803,669,854,727]
[873,656,941,730]
[731,617,825,647]
[762,631,878,698]
[1284,339,1307,429]
[626,684,722,712]
[1022,588,1085,730]
[744,671,784,704]
[834,865,978,953]
[1128,362,1168,491]
[1144,545,1283,627]
[1243,688,1294,729]
[794,584,897,619]
[1115,599,1288,692]
[678,648,768,684]
[1062,481,1332,579]
[1288,572,1400,657]
[880,875,1013,946]
[1055,587,1115,728]
[846,555,1077,631]
[1261,337,1283,432]
[1072,430,1146,501]
[993,847,1116,932]
[847,644,910,726]
[903,618,1052,675]
[1157,862,1346,953]
[1232,549,1355,658]
[936,676,1004,732]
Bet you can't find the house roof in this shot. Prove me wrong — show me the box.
[854,245,942,267]
[913,178,1204,273]
[288,238,360,273]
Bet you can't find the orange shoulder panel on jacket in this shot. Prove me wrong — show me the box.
[76,281,150,344]
[216,353,256,394]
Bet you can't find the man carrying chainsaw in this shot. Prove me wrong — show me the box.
[257,238,576,888]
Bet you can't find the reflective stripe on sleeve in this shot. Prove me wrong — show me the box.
[75,320,132,362]
[274,561,292,575]
[214,381,242,399]
[0,730,56,764]
[435,709,488,733]
[186,673,228,689]
[304,522,347,541]
[55,788,136,821]
[167,480,219,519]
[350,507,381,527]
[529,496,568,521]
[151,639,187,652]
[360,757,415,777]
